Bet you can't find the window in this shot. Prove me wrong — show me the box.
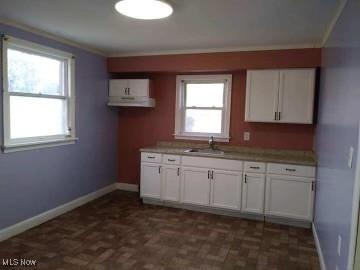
[175,74,232,141]
[2,36,76,152]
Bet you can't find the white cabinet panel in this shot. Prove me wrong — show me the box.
[278,69,315,124]
[182,156,243,171]
[265,174,314,221]
[181,167,211,206]
[242,173,265,214]
[128,79,149,97]
[141,152,162,163]
[267,163,316,178]
[210,170,242,210]
[163,154,181,165]
[162,165,181,202]
[109,79,128,97]
[140,163,162,199]
[245,70,279,122]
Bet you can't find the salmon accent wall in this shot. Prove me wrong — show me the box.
[117,71,316,184]
[108,48,321,73]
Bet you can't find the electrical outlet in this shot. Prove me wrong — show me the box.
[337,235,342,256]
[244,131,250,141]
[348,146,354,168]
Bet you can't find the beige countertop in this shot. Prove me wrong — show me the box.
[140,142,317,166]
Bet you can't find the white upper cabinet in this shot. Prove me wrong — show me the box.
[245,70,279,122]
[109,79,149,97]
[108,79,155,107]
[278,69,315,124]
[245,68,315,124]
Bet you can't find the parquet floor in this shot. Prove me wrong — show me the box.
[0,191,320,270]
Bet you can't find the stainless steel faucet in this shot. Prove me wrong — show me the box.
[209,136,215,150]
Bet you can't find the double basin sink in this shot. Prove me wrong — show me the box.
[183,148,225,156]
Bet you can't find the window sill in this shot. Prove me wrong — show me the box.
[2,138,78,153]
[174,134,230,143]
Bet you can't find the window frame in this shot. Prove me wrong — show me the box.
[2,35,77,152]
[174,74,232,142]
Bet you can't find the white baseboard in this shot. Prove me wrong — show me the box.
[116,182,139,192]
[0,183,117,242]
[313,223,326,270]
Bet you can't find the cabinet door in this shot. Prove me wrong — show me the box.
[140,163,162,199]
[242,173,265,214]
[128,79,149,97]
[265,174,314,221]
[245,70,279,122]
[162,165,181,202]
[109,79,128,97]
[181,167,211,206]
[210,170,242,210]
[278,69,315,124]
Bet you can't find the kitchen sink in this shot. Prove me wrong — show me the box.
[183,148,225,156]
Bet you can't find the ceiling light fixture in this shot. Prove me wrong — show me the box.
[115,0,173,20]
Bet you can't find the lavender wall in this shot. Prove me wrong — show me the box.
[0,23,118,230]
[314,0,360,269]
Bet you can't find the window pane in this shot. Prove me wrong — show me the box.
[185,109,222,133]
[8,48,64,95]
[10,96,67,139]
[186,83,224,107]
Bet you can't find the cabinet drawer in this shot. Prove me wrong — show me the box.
[141,152,162,163]
[163,154,181,165]
[267,163,315,178]
[182,156,243,171]
[244,162,266,173]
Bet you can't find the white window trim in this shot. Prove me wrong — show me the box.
[174,74,232,142]
[2,35,77,152]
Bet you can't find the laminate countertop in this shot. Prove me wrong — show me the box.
[140,142,316,166]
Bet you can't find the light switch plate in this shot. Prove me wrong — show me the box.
[337,235,342,256]
[243,132,250,141]
[348,146,354,168]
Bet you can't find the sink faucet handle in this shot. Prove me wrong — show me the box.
[209,136,215,150]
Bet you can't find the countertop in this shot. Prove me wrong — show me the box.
[140,142,317,166]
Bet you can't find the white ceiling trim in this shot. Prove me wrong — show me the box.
[109,44,319,57]
[320,0,348,47]
[0,17,106,56]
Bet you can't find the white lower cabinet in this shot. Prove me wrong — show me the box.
[265,174,314,221]
[140,162,162,199]
[140,152,316,225]
[242,173,266,214]
[210,170,242,210]
[162,165,181,202]
[181,167,211,206]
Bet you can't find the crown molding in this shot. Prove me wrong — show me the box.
[0,17,106,56]
[320,0,347,47]
[109,44,319,57]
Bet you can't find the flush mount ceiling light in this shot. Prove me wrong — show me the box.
[115,0,173,20]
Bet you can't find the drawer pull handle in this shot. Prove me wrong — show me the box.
[147,156,155,159]
[177,168,180,176]
[285,168,296,172]
[168,159,176,162]
[244,174,247,183]
[250,166,260,169]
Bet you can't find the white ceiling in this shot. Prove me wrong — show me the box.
[0,0,340,56]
